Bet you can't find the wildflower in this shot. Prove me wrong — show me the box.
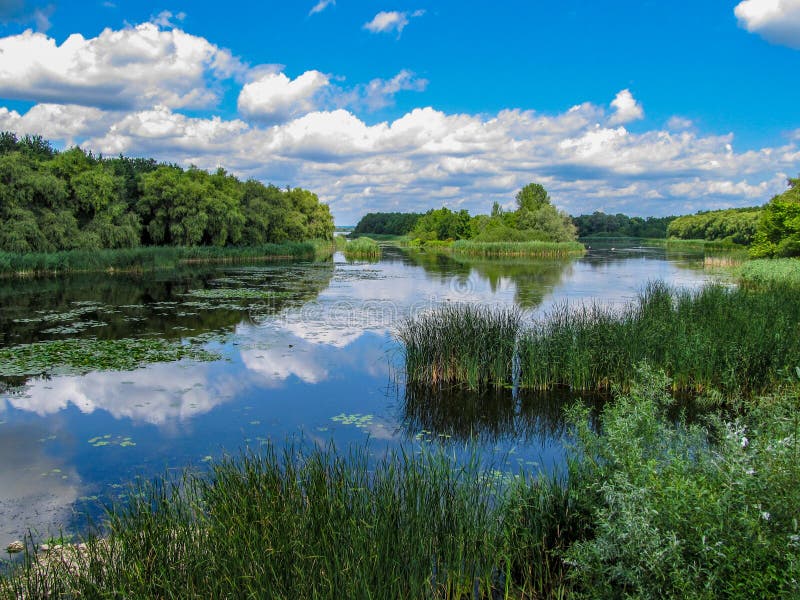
[761,511,771,521]
[741,436,749,449]
[745,468,755,476]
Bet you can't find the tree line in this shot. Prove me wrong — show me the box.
[359,183,578,244]
[0,132,334,253]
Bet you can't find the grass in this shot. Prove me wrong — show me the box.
[451,240,586,258]
[342,236,382,261]
[738,257,800,288]
[4,367,798,599]
[0,241,333,277]
[397,281,800,395]
[0,443,564,599]
[397,304,522,390]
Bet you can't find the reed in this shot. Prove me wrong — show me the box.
[738,257,800,288]
[397,281,800,395]
[397,304,522,390]
[0,242,331,277]
[519,281,800,394]
[342,237,382,261]
[1,443,571,598]
[451,240,586,258]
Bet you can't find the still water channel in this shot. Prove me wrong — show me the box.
[0,243,718,545]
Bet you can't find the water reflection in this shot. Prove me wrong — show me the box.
[402,384,601,444]
[0,424,83,543]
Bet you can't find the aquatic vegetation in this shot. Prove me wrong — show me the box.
[738,257,800,288]
[88,435,136,448]
[331,413,374,429]
[451,240,586,258]
[397,304,522,390]
[0,242,331,277]
[0,337,220,378]
[184,288,294,300]
[343,237,381,261]
[398,281,800,395]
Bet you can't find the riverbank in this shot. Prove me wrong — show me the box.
[0,241,334,277]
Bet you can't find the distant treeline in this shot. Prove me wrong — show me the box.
[0,132,334,253]
[352,212,422,236]
[667,207,762,245]
[572,212,676,238]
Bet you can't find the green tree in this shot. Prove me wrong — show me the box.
[750,177,800,257]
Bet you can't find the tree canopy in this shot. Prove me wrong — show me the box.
[666,207,762,245]
[0,132,334,253]
[750,177,800,258]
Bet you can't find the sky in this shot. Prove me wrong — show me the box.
[0,0,798,224]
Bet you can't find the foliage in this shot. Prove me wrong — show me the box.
[404,182,577,245]
[749,177,800,258]
[0,242,326,275]
[564,367,800,598]
[738,258,800,288]
[0,132,334,254]
[409,207,473,241]
[573,211,676,238]
[352,211,422,236]
[342,236,381,261]
[667,207,762,245]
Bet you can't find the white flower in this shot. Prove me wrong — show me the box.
[741,436,749,449]
[745,468,755,476]
[761,511,771,521]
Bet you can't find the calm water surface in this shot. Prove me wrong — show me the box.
[0,243,717,545]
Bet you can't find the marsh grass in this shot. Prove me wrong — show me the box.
[398,304,522,390]
[398,282,800,395]
[1,443,572,599]
[342,237,382,261]
[519,282,800,394]
[0,242,331,277]
[451,240,586,258]
[738,257,800,288]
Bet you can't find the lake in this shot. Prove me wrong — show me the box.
[0,242,718,546]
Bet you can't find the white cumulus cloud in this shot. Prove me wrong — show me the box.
[238,70,330,123]
[0,22,245,110]
[608,89,644,125]
[735,0,800,49]
[363,10,425,35]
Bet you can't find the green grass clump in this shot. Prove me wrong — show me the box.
[397,304,522,390]
[451,240,586,258]
[519,281,800,394]
[738,257,800,288]
[0,337,220,377]
[0,242,330,277]
[342,237,382,261]
[397,281,800,396]
[2,444,560,598]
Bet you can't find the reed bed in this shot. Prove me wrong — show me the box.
[451,240,586,258]
[398,282,800,395]
[397,304,522,390]
[522,281,800,394]
[0,242,330,277]
[738,257,800,288]
[342,236,382,261]
[1,443,572,599]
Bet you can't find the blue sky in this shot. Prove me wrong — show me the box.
[0,0,798,223]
